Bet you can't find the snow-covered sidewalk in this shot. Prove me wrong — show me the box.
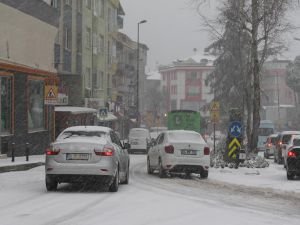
[0,155,45,167]
[209,159,300,194]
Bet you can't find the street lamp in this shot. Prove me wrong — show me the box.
[136,19,147,127]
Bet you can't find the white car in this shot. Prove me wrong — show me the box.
[147,130,210,178]
[45,126,130,192]
[283,134,300,167]
[128,128,151,153]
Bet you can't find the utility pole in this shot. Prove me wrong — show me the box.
[276,72,280,129]
[0,78,2,154]
[136,20,147,127]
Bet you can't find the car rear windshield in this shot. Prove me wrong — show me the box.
[258,128,274,136]
[293,139,300,146]
[168,132,204,143]
[282,135,292,144]
[271,137,277,144]
[130,130,149,137]
[58,131,107,140]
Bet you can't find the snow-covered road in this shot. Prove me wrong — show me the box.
[0,155,299,225]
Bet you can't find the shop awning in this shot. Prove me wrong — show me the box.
[97,113,118,121]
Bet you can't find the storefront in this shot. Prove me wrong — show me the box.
[54,106,97,138]
[0,60,57,156]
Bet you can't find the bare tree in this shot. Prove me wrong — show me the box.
[192,0,294,151]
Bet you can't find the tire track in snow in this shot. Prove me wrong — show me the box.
[129,157,300,217]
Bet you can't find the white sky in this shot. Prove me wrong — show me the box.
[120,0,300,72]
[120,0,217,71]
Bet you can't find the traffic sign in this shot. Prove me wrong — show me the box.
[229,121,243,138]
[99,108,108,118]
[228,138,241,159]
[210,111,219,123]
[210,101,220,112]
[45,85,58,105]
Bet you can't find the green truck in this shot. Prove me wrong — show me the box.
[167,110,201,133]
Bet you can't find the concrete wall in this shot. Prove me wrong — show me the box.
[0,3,58,72]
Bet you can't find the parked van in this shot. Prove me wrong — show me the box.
[257,120,275,153]
[128,128,151,154]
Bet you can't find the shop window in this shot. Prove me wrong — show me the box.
[1,77,12,133]
[28,80,45,131]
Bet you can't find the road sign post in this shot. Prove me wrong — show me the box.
[226,108,244,166]
[210,101,220,152]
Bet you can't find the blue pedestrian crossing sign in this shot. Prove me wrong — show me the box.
[229,121,243,138]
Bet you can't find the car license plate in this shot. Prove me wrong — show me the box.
[181,149,197,155]
[239,153,246,160]
[66,153,89,160]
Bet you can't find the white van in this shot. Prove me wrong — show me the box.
[128,128,151,153]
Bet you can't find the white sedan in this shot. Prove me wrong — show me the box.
[45,126,130,192]
[147,130,210,178]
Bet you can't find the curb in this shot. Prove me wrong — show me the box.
[0,162,45,173]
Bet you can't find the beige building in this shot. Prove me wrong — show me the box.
[0,2,57,72]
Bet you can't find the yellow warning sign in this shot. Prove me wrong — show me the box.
[228,138,241,159]
[210,111,220,123]
[210,101,220,112]
[45,85,58,105]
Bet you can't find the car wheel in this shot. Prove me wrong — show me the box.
[274,155,277,163]
[46,175,58,191]
[200,170,208,179]
[287,171,295,180]
[158,159,166,178]
[123,165,129,184]
[265,152,269,159]
[109,168,119,192]
[147,157,153,174]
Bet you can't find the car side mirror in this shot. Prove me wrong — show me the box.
[123,142,131,149]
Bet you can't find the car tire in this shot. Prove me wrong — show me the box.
[46,175,58,191]
[274,155,277,163]
[265,152,269,159]
[200,170,208,179]
[147,157,153,174]
[109,168,119,192]
[287,171,294,180]
[158,159,166,178]
[121,164,129,185]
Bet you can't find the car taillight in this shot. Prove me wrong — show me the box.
[288,151,297,158]
[94,145,115,156]
[164,145,174,154]
[204,147,210,155]
[46,147,60,155]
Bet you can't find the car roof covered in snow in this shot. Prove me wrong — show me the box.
[62,126,112,133]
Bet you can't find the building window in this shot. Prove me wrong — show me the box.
[77,32,82,53]
[77,0,82,13]
[51,0,58,8]
[100,71,104,89]
[99,0,104,18]
[64,27,71,50]
[65,0,71,5]
[86,68,91,88]
[99,35,104,53]
[28,80,44,131]
[93,0,98,16]
[1,77,12,134]
[187,86,200,97]
[186,71,197,80]
[86,0,91,9]
[86,27,91,49]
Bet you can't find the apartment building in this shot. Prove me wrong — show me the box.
[159,54,214,113]
[47,0,124,109]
